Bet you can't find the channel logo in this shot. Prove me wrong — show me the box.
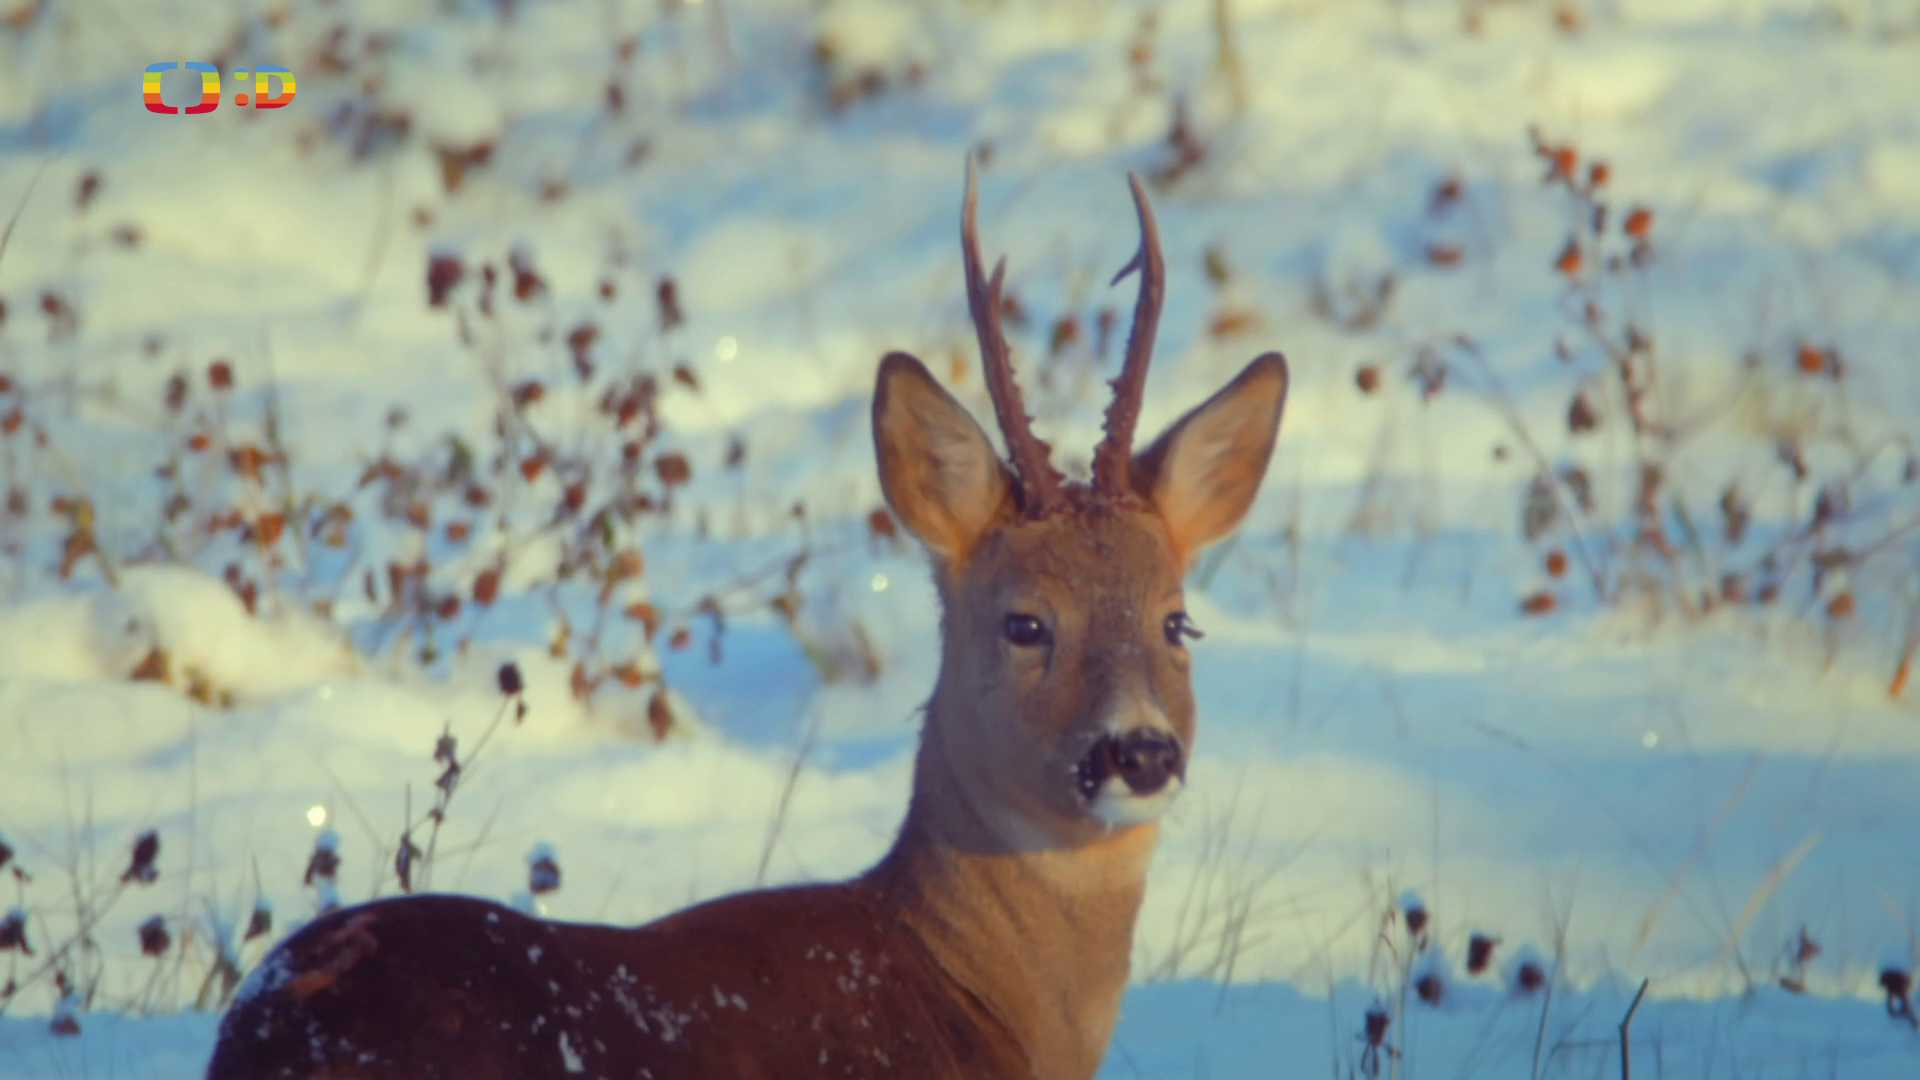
[144,63,296,115]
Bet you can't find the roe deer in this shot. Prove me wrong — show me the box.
[206,162,1289,1080]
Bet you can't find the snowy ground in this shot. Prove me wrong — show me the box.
[2,0,1918,1076]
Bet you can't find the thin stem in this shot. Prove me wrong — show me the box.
[1618,977,1649,1080]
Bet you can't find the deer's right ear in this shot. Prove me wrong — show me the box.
[873,351,1014,561]
[1131,352,1289,557]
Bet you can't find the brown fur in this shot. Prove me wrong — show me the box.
[208,886,1030,1079]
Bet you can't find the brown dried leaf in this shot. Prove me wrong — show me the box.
[472,567,501,607]
[623,602,661,640]
[654,453,691,488]
[646,689,674,741]
[129,647,170,683]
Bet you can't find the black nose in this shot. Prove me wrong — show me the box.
[1110,730,1183,796]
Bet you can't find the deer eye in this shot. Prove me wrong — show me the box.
[1003,613,1050,647]
[1163,611,1203,647]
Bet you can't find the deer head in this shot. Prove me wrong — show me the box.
[873,164,1289,852]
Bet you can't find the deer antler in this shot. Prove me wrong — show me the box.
[1090,172,1164,499]
[962,158,1066,517]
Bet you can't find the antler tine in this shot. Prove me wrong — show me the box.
[1091,172,1164,498]
[961,158,1065,516]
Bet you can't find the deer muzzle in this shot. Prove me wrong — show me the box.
[1077,729,1185,801]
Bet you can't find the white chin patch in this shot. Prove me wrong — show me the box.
[1086,774,1183,828]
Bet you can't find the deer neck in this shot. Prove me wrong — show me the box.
[864,702,1158,1079]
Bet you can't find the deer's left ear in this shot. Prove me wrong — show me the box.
[1131,352,1289,555]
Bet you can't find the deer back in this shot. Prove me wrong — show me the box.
[207,887,1031,1079]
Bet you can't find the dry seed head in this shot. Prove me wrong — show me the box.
[1363,1003,1390,1045]
[1402,895,1429,939]
[509,249,546,302]
[394,832,422,892]
[1882,967,1912,999]
[244,902,272,942]
[1881,967,1914,1022]
[1466,933,1497,975]
[1542,144,1577,184]
[656,276,684,331]
[1207,307,1258,339]
[426,254,464,308]
[647,689,675,740]
[1793,927,1821,966]
[1514,959,1545,994]
[528,844,561,895]
[49,992,79,1037]
[121,830,160,885]
[1553,238,1583,276]
[1567,391,1598,434]
[654,453,692,487]
[304,832,341,886]
[137,915,170,957]
[0,909,31,955]
[75,171,102,212]
[473,567,502,606]
[1048,315,1081,358]
[1203,245,1232,285]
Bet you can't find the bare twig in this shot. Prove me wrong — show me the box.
[1210,0,1249,115]
[1716,832,1821,979]
[1527,962,1555,1080]
[754,705,821,887]
[0,159,51,271]
[1617,977,1649,1080]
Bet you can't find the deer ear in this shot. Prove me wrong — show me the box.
[873,351,1014,561]
[1132,352,1289,556]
